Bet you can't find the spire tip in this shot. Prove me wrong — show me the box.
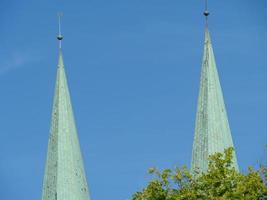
[203,0,209,25]
[57,12,63,48]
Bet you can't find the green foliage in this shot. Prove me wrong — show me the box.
[133,148,267,200]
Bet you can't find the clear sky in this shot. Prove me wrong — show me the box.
[0,0,266,200]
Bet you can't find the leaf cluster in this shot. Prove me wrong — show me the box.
[133,148,267,200]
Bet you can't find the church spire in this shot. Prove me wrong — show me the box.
[191,1,238,175]
[42,15,91,200]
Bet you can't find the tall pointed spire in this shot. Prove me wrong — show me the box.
[42,15,90,200]
[191,1,238,174]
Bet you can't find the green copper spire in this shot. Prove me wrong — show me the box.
[191,4,238,174]
[42,16,90,200]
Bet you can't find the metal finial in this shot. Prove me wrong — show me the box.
[203,0,210,25]
[57,12,63,48]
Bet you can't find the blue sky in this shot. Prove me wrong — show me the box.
[0,0,266,199]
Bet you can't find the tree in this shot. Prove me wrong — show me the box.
[133,148,267,200]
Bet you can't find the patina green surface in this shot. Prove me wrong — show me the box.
[191,28,239,174]
[42,49,90,200]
